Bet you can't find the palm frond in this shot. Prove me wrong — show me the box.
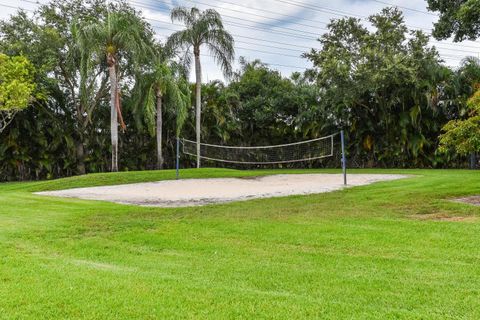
[204,29,235,78]
[166,30,194,53]
[171,6,199,27]
[172,77,191,137]
[199,9,223,30]
[143,85,156,136]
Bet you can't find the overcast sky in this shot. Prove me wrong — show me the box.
[3,0,480,82]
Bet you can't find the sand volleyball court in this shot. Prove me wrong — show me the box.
[36,173,407,207]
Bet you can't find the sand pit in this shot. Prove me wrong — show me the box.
[36,174,407,207]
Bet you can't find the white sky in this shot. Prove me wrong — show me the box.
[2,0,480,82]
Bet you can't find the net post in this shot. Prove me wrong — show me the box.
[176,137,180,180]
[340,130,347,185]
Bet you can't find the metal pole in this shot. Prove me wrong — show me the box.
[176,137,180,180]
[340,130,347,185]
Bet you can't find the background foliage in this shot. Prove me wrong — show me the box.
[0,1,479,181]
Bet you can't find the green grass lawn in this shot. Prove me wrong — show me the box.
[1,168,480,319]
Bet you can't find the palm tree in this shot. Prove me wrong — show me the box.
[168,7,235,168]
[133,47,190,169]
[76,10,151,172]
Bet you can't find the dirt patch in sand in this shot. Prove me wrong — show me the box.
[35,173,407,208]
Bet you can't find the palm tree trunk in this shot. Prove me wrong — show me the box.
[194,50,202,168]
[75,109,87,175]
[75,139,86,175]
[156,88,164,169]
[108,63,118,172]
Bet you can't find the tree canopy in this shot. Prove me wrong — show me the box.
[439,87,480,155]
[0,54,35,132]
[305,8,452,167]
[428,0,480,41]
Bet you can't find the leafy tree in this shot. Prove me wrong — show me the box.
[438,88,480,156]
[427,0,480,41]
[133,45,190,169]
[168,7,234,168]
[437,59,480,165]
[0,54,36,132]
[305,8,448,167]
[76,9,153,172]
[427,0,480,167]
[0,0,111,174]
[228,59,318,146]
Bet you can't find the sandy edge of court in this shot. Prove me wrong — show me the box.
[36,174,408,207]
